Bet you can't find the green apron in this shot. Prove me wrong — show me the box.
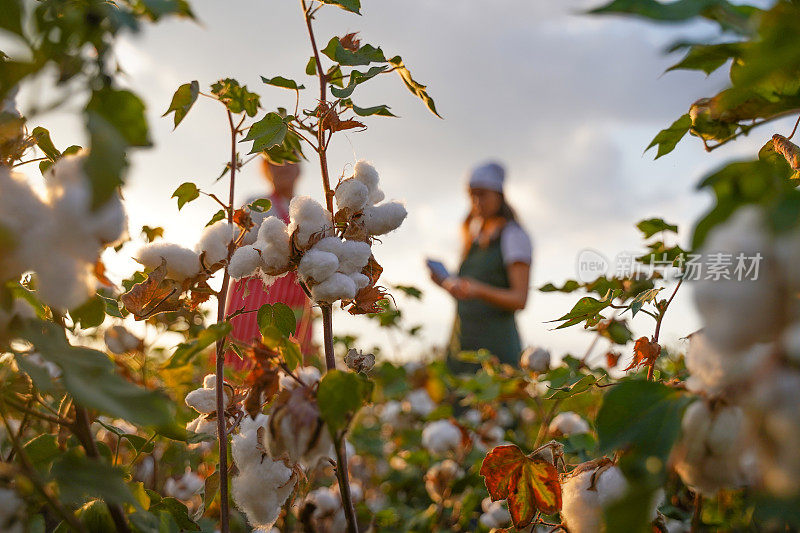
[446,230,522,374]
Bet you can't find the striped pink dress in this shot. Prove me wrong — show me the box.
[223,194,314,369]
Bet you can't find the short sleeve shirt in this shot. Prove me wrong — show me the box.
[468,219,533,266]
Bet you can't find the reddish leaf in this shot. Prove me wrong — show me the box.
[480,445,562,528]
[243,344,281,418]
[339,32,361,52]
[233,208,253,230]
[624,336,661,371]
[94,260,114,288]
[605,351,621,369]
[120,260,182,320]
[346,285,387,315]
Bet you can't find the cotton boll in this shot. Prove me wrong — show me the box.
[231,413,270,468]
[104,326,141,354]
[257,216,290,249]
[405,389,435,417]
[233,459,297,530]
[336,240,372,274]
[313,236,344,257]
[299,249,339,283]
[335,179,369,212]
[369,188,385,205]
[353,160,379,191]
[288,196,333,248]
[561,466,631,533]
[164,470,204,501]
[693,207,782,352]
[549,412,590,436]
[185,387,227,414]
[673,401,749,495]
[135,242,201,281]
[89,195,128,246]
[349,273,369,290]
[258,243,291,274]
[186,416,202,433]
[424,459,464,503]
[363,202,407,236]
[229,245,262,279]
[310,272,356,303]
[279,366,321,390]
[380,400,403,424]
[684,331,771,397]
[308,487,340,518]
[520,346,551,373]
[36,256,94,310]
[478,498,512,529]
[196,221,235,266]
[203,374,217,389]
[421,419,462,455]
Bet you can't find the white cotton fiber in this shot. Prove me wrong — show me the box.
[354,160,379,191]
[561,466,628,533]
[135,242,201,281]
[549,412,590,436]
[196,221,236,266]
[229,245,262,279]
[258,243,291,274]
[363,202,407,236]
[36,256,94,310]
[312,236,344,256]
[279,366,321,390]
[287,196,332,248]
[233,460,296,529]
[684,330,770,397]
[298,249,339,283]
[203,374,217,389]
[349,273,369,290]
[337,240,372,274]
[311,272,356,303]
[369,188,385,206]
[421,419,462,455]
[257,216,290,248]
[185,387,227,414]
[89,195,128,246]
[231,413,270,467]
[335,179,369,212]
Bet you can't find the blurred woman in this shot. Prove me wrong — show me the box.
[436,162,532,373]
[224,158,314,369]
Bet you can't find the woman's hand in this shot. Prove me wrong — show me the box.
[443,277,477,300]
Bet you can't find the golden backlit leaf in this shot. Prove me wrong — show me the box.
[120,259,183,320]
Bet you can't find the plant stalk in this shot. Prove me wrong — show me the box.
[213,109,239,533]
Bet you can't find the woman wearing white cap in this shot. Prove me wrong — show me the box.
[434,161,532,372]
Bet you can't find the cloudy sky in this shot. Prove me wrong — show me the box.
[14,0,791,365]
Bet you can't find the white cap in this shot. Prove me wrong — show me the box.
[468,162,505,192]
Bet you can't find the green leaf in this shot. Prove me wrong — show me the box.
[210,78,260,117]
[667,42,742,75]
[635,218,679,238]
[86,88,150,147]
[341,100,396,117]
[206,209,225,227]
[279,339,302,371]
[271,302,297,337]
[318,0,361,14]
[98,293,124,318]
[248,198,272,212]
[260,75,305,90]
[0,0,23,37]
[69,295,106,329]
[330,66,387,98]
[321,37,387,66]
[545,374,597,400]
[388,56,441,118]
[203,470,219,510]
[645,114,692,159]
[165,322,231,369]
[589,0,755,30]
[626,288,662,317]
[22,322,179,433]
[149,497,200,531]
[547,290,618,329]
[596,380,691,461]
[162,81,199,129]
[24,434,60,468]
[596,318,634,345]
[31,127,60,161]
[171,182,199,210]
[539,280,581,293]
[305,56,317,76]
[317,370,373,434]
[241,112,288,155]
[51,450,137,506]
